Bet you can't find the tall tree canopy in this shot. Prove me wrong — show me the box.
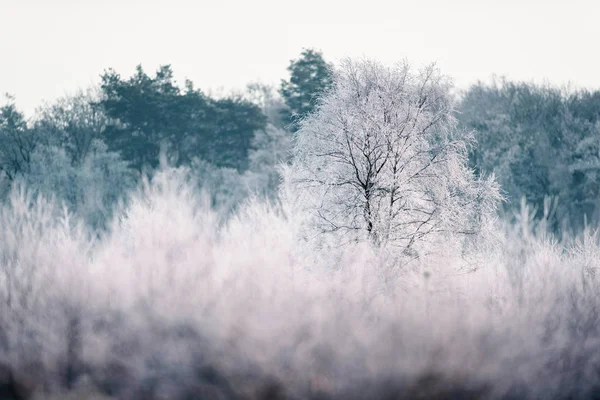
[285,59,500,253]
[34,88,108,165]
[459,79,600,232]
[100,65,266,171]
[280,48,333,131]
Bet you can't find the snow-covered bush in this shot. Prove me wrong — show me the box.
[9,141,135,231]
[0,165,598,398]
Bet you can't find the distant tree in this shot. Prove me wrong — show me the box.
[208,96,268,170]
[17,141,135,229]
[0,96,40,181]
[34,87,108,165]
[284,59,500,253]
[189,158,250,213]
[460,80,565,205]
[459,79,600,232]
[280,48,333,131]
[248,123,292,196]
[246,82,287,128]
[100,65,196,170]
[100,65,266,171]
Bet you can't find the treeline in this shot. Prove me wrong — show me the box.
[0,49,331,228]
[2,49,600,232]
[460,80,600,233]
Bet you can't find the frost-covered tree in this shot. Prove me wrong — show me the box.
[284,59,500,253]
[15,141,136,230]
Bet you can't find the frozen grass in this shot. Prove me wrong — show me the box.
[1,167,600,399]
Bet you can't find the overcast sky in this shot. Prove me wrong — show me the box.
[2,0,599,115]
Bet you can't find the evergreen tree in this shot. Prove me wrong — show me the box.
[280,49,333,131]
[100,65,266,171]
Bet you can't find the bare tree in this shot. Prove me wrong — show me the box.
[0,96,40,181]
[285,59,500,253]
[34,87,108,165]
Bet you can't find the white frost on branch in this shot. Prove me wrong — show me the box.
[283,59,501,254]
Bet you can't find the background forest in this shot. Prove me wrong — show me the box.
[2,49,600,399]
[4,49,600,234]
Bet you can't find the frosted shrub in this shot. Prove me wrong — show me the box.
[0,168,599,399]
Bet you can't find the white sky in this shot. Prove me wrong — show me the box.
[1,0,599,115]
